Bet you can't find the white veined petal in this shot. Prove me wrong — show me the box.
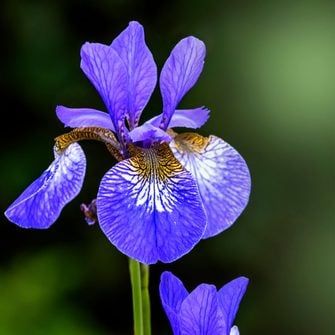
[97,144,206,264]
[170,133,251,238]
[5,143,86,229]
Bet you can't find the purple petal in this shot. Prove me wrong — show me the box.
[160,271,189,335]
[218,277,249,334]
[5,143,86,229]
[131,107,209,143]
[160,271,188,312]
[147,107,210,129]
[129,123,171,143]
[56,105,115,130]
[170,134,251,238]
[179,284,224,335]
[230,326,240,335]
[159,37,206,129]
[169,108,210,129]
[80,42,128,132]
[111,21,157,128]
[96,144,206,264]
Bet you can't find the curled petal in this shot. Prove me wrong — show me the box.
[147,107,210,129]
[218,277,249,334]
[169,108,210,129]
[56,106,115,130]
[160,37,206,129]
[5,143,86,229]
[160,271,189,335]
[111,21,157,128]
[170,133,251,238]
[180,284,224,335]
[80,42,128,132]
[96,143,206,264]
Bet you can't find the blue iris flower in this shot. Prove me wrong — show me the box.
[160,272,248,335]
[5,21,251,264]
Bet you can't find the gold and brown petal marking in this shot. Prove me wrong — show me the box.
[172,132,210,153]
[128,143,183,182]
[54,127,123,161]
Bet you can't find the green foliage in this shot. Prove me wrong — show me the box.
[0,248,103,335]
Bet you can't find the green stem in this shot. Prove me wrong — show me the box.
[129,258,143,335]
[141,264,151,335]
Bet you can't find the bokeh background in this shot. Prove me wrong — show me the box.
[1,0,335,334]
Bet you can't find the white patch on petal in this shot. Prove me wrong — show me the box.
[107,145,185,213]
[230,325,240,335]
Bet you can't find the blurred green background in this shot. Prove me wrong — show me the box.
[1,0,335,334]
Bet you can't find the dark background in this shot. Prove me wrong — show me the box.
[1,0,335,334]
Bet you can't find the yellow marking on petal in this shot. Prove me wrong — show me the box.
[54,127,123,161]
[172,132,210,153]
[128,143,183,181]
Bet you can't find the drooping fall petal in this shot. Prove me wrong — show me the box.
[170,133,251,238]
[96,144,206,264]
[5,143,86,229]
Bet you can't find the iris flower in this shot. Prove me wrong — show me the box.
[5,21,251,264]
[160,271,248,335]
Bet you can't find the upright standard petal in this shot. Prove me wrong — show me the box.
[111,21,157,128]
[170,133,251,238]
[218,277,249,335]
[5,143,86,229]
[147,107,210,130]
[179,284,225,335]
[80,42,128,132]
[96,143,206,264]
[56,106,115,130]
[160,271,189,335]
[159,37,206,129]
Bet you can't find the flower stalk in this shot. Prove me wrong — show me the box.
[141,264,151,335]
[129,258,144,335]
